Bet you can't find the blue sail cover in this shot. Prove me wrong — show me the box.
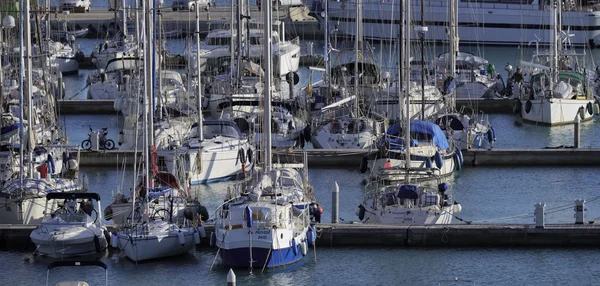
[397,185,419,200]
[385,120,450,150]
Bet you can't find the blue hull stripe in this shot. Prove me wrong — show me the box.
[220,245,303,268]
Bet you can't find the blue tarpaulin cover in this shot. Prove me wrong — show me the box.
[397,185,419,199]
[385,120,449,150]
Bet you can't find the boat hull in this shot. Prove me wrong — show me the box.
[520,98,594,126]
[220,245,304,268]
[118,231,195,262]
[30,227,107,258]
[0,197,48,224]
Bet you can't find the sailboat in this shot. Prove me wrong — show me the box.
[156,9,255,185]
[360,3,460,180]
[356,0,461,224]
[0,3,85,225]
[432,0,496,151]
[514,1,595,126]
[213,0,315,268]
[309,0,383,150]
[116,0,202,262]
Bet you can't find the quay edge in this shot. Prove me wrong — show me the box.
[3,224,600,250]
[74,148,600,167]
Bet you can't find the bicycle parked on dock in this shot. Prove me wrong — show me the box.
[81,127,115,150]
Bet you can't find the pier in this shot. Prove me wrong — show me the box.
[312,223,600,247]
[3,223,600,250]
[74,148,600,167]
[58,98,513,115]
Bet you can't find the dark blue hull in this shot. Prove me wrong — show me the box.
[220,245,304,268]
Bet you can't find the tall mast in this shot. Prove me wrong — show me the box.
[354,0,362,118]
[449,0,457,111]
[149,0,155,147]
[325,0,331,103]
[419,0,425,121]
[196,6,203,141]
[18,0,24,187]
[404,0,411,175]
[25,0,33,178]
[550,2,559,94]
[143,0,151,192]
[263,0,273,171]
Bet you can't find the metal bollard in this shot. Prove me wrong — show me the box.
[575,199,586,224]
[227,268,236,286]
[534,202,545,229]
[574,115,580,148]
[332,181,339,223]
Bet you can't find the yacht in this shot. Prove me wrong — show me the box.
[157,119,255,184]
[356,168,461,224]
[513,4,596,126]
[29,192,108,258]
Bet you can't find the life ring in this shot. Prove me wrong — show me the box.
[512,100,522,115]
[525,100,532,114]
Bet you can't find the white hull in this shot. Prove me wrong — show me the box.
[0,197,48,224]
[87,82,122,100]
[117,226,195,262]
[362,204,454,224]
[520,98,594,126]
[159,145,254,184]
[56,56,79,74]
[30,226,107,258]
[368,154,456,180]
[312,129,378,149]
[310,0,600,46]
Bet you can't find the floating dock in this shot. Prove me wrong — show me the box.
[2,223,600,250]
[74,148,600,167]
[313,223,600,247]
[58,98,513,115]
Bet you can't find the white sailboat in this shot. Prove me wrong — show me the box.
[116,1,202,262]
[361,3,460,180]
[214,0,315,267]
[0,3,85,225]
[155,10,255,185]
[356,0,461,225]
[310,1,383,150]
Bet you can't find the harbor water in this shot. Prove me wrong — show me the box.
[4,35,600,284]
